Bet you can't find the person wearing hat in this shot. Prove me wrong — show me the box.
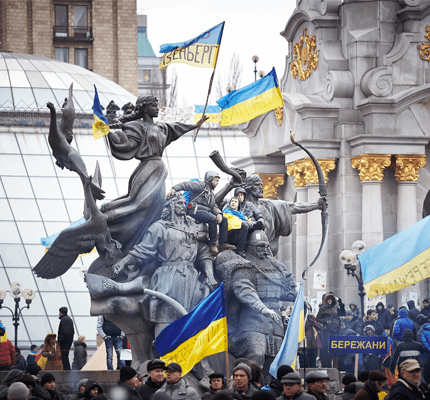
[0,321,16,371]
[207,372,224,395]
[83,380,103,400]
[305,371,330,400]
[135,359,167,400]
[388,359,427,399]
[41,333,62,371]
[40,373,64,400]
[26,346,38,365]
[225,363,260,400]
[342,310,360,334]
[19,372,50,400]
[354,370,387,400]
[57,306,74,370]
[157,363,199,400]
[335,374,363,400]
[118,366,142,400]
[276,372,313,400]
[7,382,29,400]
[421,299,430,317]
[267,365,294,399]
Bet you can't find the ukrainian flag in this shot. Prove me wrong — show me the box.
[194,105,221,123]
[159,22,224,69]
[154,282,228,376]
[269,283,304,377]
[41,217,96,257]
[358,215,430,298]
[92,85,109,140]
[216,68,284,126]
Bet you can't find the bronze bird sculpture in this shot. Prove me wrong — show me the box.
[47,83,105,200]
[33,176,122,279]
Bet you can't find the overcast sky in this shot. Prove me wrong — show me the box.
[137,0,296,106]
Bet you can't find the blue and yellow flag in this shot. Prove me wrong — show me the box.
[92,85,109,140]
[194,105,221,123]
[358,215,430,298]
[154,282,228,376]
[159,22,224,69]
[216,68,284,126]
[269,283,304,377]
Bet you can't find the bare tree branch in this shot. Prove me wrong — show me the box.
[211,52,243,102]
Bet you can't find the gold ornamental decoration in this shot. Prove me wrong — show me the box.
[291,28,319,81]
[274,106,283,126]
[394,155,426,182]
[351,154,391,181]
[256,174,285,198]
[287,158,336,187]
[418,25,430,62]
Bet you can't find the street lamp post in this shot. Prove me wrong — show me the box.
[339,240,367,320]
[252,55,259,81]
[0,282,36,348]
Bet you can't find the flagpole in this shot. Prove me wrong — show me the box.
[194,23,225,142]
[225,349,230,386]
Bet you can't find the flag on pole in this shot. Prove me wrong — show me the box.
[154,282,228,376]
[358,215,430,298]
[159,22,224,69]
[216,68,284,126]
[269,283,305,377]
[92,85,109,140]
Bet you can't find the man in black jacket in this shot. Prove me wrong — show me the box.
[136,359,166,400]
[167,171,235,255]
[376,302,391,330]
[57,307,74,370]
[421,299,430,317]
[390,329,426,374]
[408,300,420,322]
[388,359,427,399]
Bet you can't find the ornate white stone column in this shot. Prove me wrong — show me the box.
[394,155,427,306]
[351,154,391,249]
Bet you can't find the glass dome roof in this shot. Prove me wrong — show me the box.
[0,52,137,113]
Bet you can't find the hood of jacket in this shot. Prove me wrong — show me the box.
[401,329,414,342]
[31,386,52,400]
[323,293,337,308]
[344,382,364,394]
[44,333,57,346]
[74,340,87,348]
[423,322,430,332]
[407,300,416,310]
[399,308,408,318]
[1,369,24,386]
[376,302,385,311]
[84,380,103,398]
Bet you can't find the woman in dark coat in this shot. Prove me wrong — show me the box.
[72,336,87,370]
[316,293,340,368]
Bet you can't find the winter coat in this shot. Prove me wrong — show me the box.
[267,380,283,400]
[335,382,363,400]
[66,394,84,400]
[421,323,430,352]
[0,338,15,367]
[306,388,329,400]
[421,305,430,317]
[72,340,87,370]
[225,383,260,400]
[58,314,74,349]
[116,382,142,400]
[390,329,426,373]
[45,389,64,400]
[31,386,52,400]
[376,302,392,330]
[341,316,361,334]
[27,352,37,364]
[316,294,340,333]
[354,381,380,400]
[360,319,384,336]
[41,333,63,371]
[349,304,360,319]
[135,377,166,400]
[305,315,322,349]
[158,379,200,400]
[276,389,315,400]
[407,300,420,322]
[13,353,27,370]
[386,378,427,400]
[380,332,395,368]
[392,308,415,341]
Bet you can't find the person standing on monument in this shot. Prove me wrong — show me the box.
[97,316,125,371]
[101,96,208,254]
[167,171,235,255]
[57,307,74,370]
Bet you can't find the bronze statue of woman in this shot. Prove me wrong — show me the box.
[101,96,208,254]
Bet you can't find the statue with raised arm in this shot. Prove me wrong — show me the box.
[214,230,297,382]
[101,96,208,253]
[243,174,324,256]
